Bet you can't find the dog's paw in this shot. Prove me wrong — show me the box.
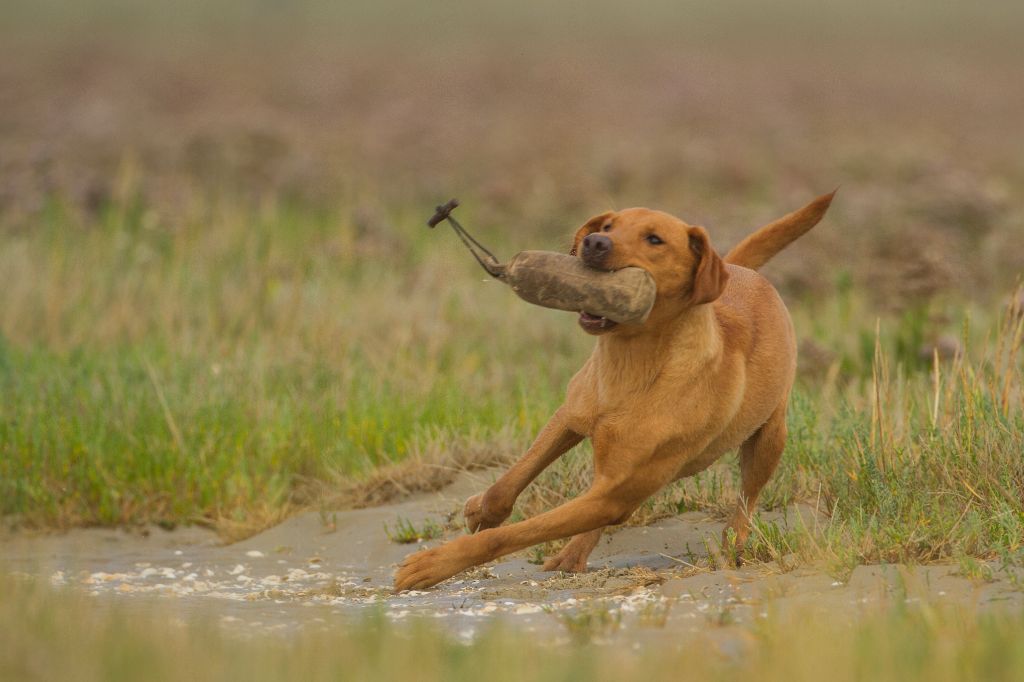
[541,546,589,573]
[393,539,476,592]
[463,492,510,533]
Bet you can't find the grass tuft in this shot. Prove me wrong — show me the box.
[384,516,445,544]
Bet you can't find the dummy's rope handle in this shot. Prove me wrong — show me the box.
[426,199,506,277]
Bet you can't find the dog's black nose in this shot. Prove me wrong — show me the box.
[582,233,612,266]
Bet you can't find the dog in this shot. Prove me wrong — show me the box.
[394,191,835,591]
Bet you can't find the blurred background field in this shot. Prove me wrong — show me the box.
[2,2,1024,679]
[1,0,1022,568]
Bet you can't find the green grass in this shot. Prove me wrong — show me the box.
[384,516,445,544]
[0,200,578,533]
[1,0,1022,572]
[1,195,1022,577]
[3,575,1024,682]
[554,602,623,645]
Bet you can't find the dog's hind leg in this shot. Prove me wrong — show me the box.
[463,409,583,533]
[724,399,788,552]
[541,528,603,573]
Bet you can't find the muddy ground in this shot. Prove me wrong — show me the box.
[3,471,1021,646]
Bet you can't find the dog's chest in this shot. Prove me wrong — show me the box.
[564,366,685,437]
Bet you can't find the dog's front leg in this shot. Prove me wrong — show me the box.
[397,480,626,591]
[463,407,582,532]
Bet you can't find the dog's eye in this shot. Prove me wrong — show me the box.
[602,224,612,232]
[646,234,664,245]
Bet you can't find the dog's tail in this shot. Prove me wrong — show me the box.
[724,190,836,271]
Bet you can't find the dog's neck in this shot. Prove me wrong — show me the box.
[593,304,722,395]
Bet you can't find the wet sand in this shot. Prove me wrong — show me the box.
[3,471,1021,644]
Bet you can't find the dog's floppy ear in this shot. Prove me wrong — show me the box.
[688,226,729,305]
[569,212,614,256]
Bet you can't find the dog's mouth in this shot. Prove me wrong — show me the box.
[578,311,619,333]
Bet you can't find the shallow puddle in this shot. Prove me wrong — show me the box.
[3,471,1021,645]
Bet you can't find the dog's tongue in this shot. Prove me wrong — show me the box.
[579,311,618,330]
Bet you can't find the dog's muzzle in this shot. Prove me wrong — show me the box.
[581,233,612,269]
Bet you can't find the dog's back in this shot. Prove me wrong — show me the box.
[724,191,835,271]
[706,192,835,456]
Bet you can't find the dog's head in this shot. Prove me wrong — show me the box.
[569,208,728,335]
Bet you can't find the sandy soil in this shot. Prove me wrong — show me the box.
[3,471,1021,645]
